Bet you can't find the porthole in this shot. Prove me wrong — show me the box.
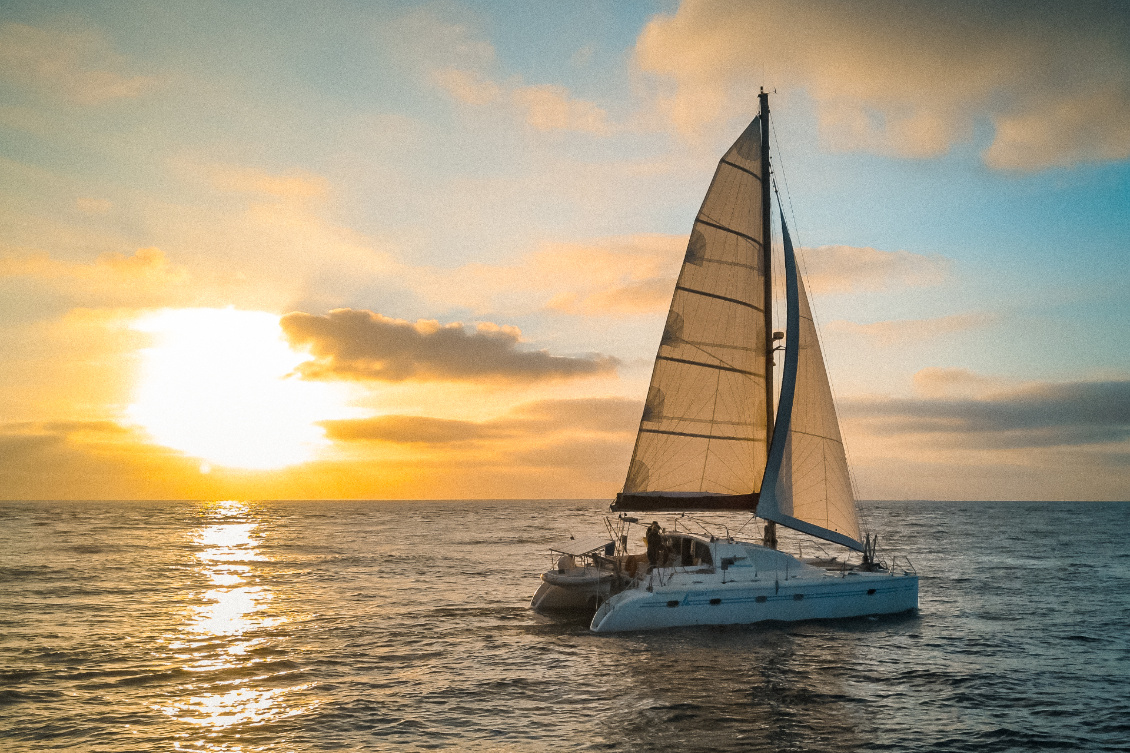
[666,600,680,608]
[793,593,804,601]
[709,598,722,605]
[755,595,767,603]
[867,588,876,595]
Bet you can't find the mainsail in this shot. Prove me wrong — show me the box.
[757,215,864,551]
[614,117,769,511]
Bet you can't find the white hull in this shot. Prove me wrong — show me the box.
[588,535,919,632]
[591,567,918,633]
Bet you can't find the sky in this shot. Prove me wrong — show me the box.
[2,0,1129,501]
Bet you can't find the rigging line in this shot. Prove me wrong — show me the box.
[770,115,802,249]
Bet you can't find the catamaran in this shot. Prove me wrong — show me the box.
[531,90,919,632]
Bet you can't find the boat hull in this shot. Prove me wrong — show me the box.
[531,567,619,613]
[590,571,918,633]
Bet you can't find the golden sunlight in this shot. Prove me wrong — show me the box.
[128,308,354,470]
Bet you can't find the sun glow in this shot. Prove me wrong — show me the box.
[129,308,354,470]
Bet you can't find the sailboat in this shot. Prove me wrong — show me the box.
[531,90,919,632]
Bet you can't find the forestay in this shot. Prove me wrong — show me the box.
[615,117,768,511]
[758,216,863,551]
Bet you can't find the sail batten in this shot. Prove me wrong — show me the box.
[694,219,763,246]
[674,286,764,310]
[639,428,762,442]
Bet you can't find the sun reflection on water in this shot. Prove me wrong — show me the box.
[162,500,316,748]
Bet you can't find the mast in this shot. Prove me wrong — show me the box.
[759,88,778,549]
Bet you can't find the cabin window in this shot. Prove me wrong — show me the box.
[755,595,767,603]
[666,600,680,608]
[681,537,694,566]
[709,598,722,606]
[793,593,804,601]
[867,588,876,595]
[662,535,713,567]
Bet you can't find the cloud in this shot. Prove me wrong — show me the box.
[510,397,643,433]
[400,9,611,135]
[547,278,676,316]
[431,67,503,106]
[0,22,156,104]
[323,414,507,443]
[433,66,613,134]
[0,247,192,306]
[0,397,642,499]
[828,313,994,347]
[410,234,682,316]
[911,367,1010,400]
[511,83,611,134]
[844,378,1130,449]
[280,308,619,383]
[322,396,641,445]
[203,165,331,200]
[635,0,1130,169]
[799,245,951,294]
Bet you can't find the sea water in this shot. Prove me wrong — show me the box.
[1,499,1127,752]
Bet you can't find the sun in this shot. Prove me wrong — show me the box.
[128,308,355,470]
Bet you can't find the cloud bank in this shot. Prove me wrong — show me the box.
[845,378,1130,449]
[281,308,619,383]
[636,0,1130,169]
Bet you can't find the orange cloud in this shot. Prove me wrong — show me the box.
[432,67,613,134]
[0,247,192,306]
[511,83,611,134]
[411,234,683,316]
[911,367,1011,400]
[431,67,503,106]
[323,396,641,444]
[203,165,331,200]
[635,0,1130,169]
[799,244,951,294]
[281,308,619,383]
[0,22,156,104]
[828,313,994,347]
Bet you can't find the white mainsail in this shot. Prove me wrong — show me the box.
[757,216,864,551]
[618,117,769,509]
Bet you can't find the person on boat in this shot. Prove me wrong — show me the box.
[645,521,662,571]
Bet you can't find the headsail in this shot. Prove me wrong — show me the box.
[613,117,769,512]
[758,214,864,551]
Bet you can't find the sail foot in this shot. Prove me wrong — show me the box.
[611,492,758,512]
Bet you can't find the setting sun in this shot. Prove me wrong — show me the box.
[128,308,355,471]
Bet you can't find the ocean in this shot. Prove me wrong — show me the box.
[1,499,1127,752]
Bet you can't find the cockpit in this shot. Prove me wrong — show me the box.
[659,534,714,568]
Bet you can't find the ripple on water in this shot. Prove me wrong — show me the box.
[2,500,1130,752]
